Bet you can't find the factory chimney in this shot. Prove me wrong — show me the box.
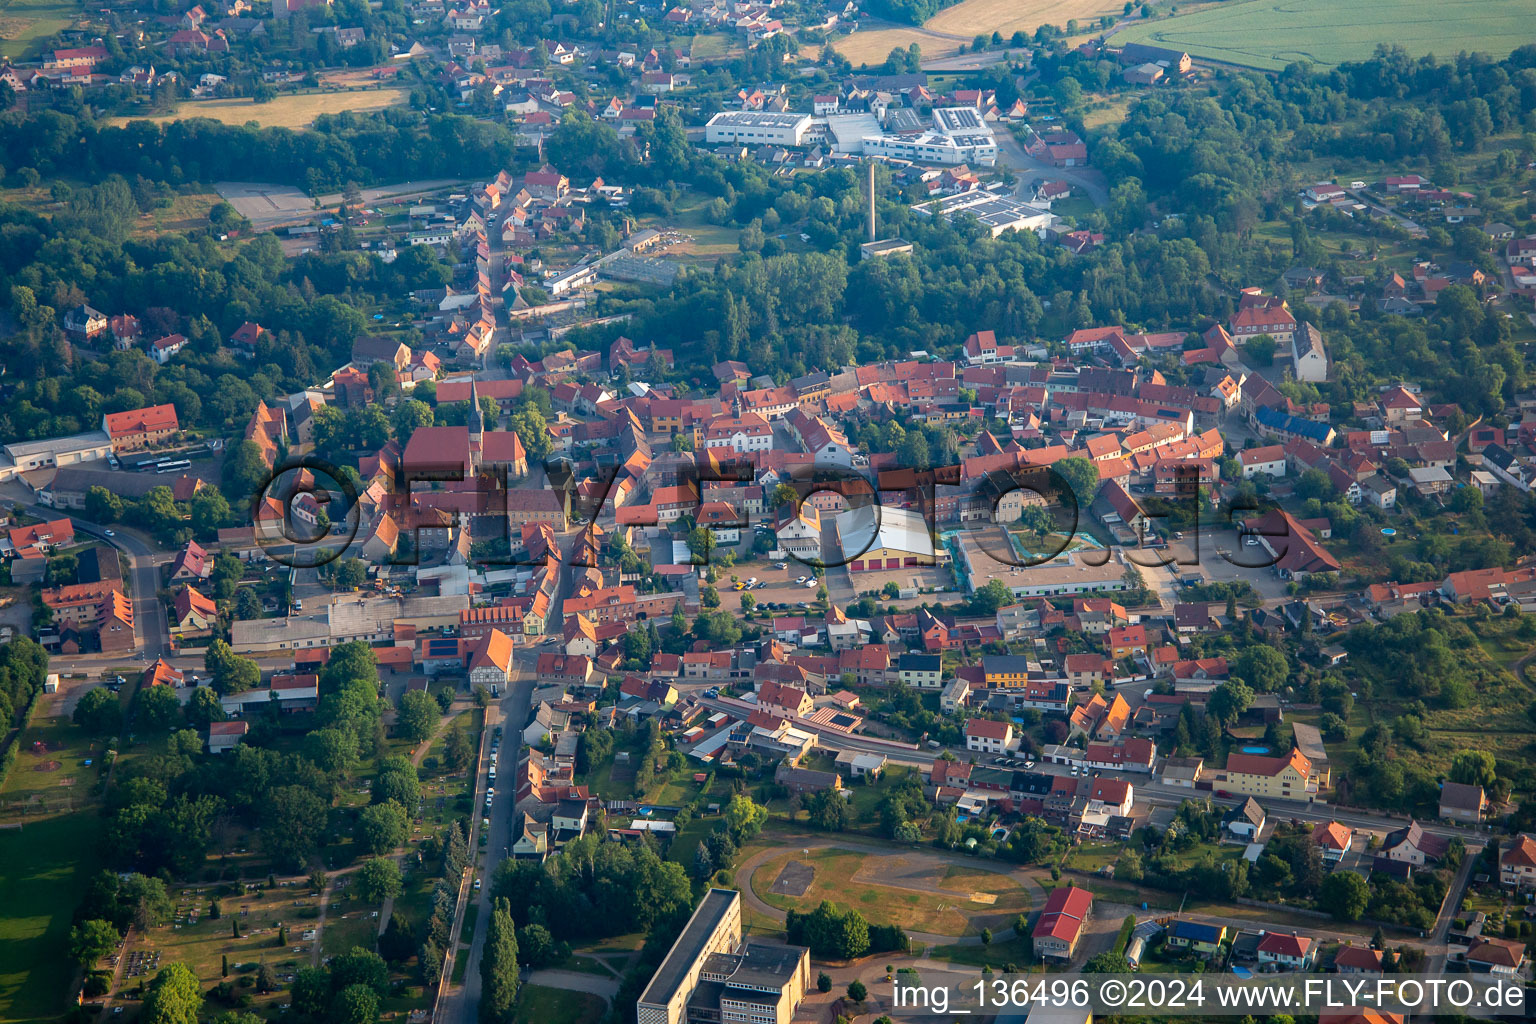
[867,162,876,243]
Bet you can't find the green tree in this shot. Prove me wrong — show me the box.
[1448,750,1496,788]
[1052,456,1100,509]
[260,786,328,869]
[480,897,520,1023]
[85,486,124,523]
[724,794,768,841]
[397,689,439,744]
[185,687,225,729]
[73,686,124,735]
[1235,646,1288,692]
[391,399,434,439]
[1208,679,1254,726]
[70,919,121,967]
[134,685,182,732]
[206,639,260,695]
[357,800,409,855]
[332,984,380,1024]
[221,439,268,506]
[354,857,404,902]
[847,980,867,1002]
[334,558,367,590]
[190,487,232,538]
[1320,870,1370,921]
[686,526,716,561]
[141,962,203,1024]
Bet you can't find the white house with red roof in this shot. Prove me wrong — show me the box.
[1499,833,1536,889]
[1257,931,1314,970]
[964,717,1013,754]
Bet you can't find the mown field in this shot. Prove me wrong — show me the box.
[110,88,412,129]
[832,26,961,65]
[1113,0,1536,71]
[925,0,1120,40]
[0,813,102,1024]
[0,0,78,59]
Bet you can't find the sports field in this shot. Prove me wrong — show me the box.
[925,0,1120,39]
[1113,0,1535,71]
[110,87,411,129]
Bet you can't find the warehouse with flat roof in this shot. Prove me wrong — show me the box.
[704,111,813,147]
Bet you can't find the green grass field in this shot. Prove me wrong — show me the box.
[515,984,606,1024]
[0,0,80,59]
[0,813,103,1024]
[1114,0,1535,71]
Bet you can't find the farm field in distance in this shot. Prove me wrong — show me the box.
[832,26,961,65]
[1113,0,1536,71]
[0,0,78,59]
[109,87,412,129]
[925,0,1121,41]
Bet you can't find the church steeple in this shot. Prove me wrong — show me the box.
[468,378,485,442]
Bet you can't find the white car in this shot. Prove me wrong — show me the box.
[796,576,808,584]
[1350,180,1366,189]
[805,579,818,589]
[104,529,115,537]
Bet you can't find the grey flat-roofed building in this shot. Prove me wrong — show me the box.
[0,430,113,482]
[637,890,809,1024]
[638,889,742,1024]
[933,106,983,132]
[704,111,812,147]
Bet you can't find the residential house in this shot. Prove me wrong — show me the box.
[1224,797,1266,840]
[1218,749,1315,800]
[1032,885,1092,959]
[1499,833,1536,889]
[1465,938,1526,976]
[1312,821,1352,862]
[1256,932,1315,971]
[1166,920,1227,957]
[1438,781,1489,824]
[170,585,218,639]
[965,718,1013,754]
[896,652,942,689]
[1378,820,1449,867]
[1333,945,1383,974]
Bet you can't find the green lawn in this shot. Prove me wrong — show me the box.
[0,812,103,1023]
[1114,0,1536,70]
[514,984,606,1024]
[0,712,106,815]
[0,0,82,59]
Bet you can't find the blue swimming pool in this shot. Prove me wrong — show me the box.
[1239,745,1271,754]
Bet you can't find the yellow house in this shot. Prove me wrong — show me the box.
[982,654,1032,687]
[1218,748,1316,800]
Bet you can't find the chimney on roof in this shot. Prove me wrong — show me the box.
[867,161,876,243]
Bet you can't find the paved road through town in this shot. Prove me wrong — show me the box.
[435,658,535,1024]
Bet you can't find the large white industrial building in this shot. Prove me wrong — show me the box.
[915,186,1057,237]
[862,107,998,166]
[704,106,997,167]
[703,111,813,146]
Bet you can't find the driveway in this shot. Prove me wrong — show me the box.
[994,128,1108,208]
